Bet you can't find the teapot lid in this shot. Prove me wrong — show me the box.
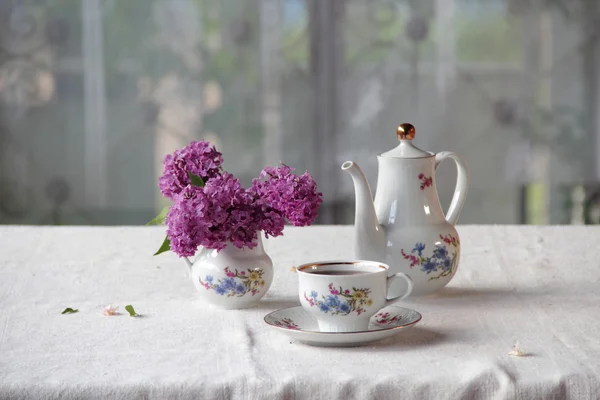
[380,123,432,159]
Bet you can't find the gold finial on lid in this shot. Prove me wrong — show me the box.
[396,123,415,140]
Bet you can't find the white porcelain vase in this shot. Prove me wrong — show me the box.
[185,234,274,309]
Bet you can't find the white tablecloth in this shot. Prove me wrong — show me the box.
[0,225,599,399]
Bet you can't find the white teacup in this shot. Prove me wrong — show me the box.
[297,260,413,332]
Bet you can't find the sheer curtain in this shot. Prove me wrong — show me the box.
[0,0,598,225]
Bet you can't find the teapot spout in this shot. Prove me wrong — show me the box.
[341,161,385,261]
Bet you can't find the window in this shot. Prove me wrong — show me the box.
[1,0,598,225]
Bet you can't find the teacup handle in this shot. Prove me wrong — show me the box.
[385,272,413,306]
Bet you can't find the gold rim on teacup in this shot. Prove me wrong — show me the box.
[297,260,388,274]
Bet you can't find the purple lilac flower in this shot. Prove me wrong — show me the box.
[203,173,260,249]
[160,145,323,255]
[246,185,285,238]
[165,185,208,257]
[227,198,260,249]
[251,164,323,227]
[165,173,263,256]
[159,141,223,200]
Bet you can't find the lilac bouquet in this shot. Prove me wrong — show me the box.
[151,141,323,257]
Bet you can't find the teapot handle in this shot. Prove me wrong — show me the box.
[434,152,469,225]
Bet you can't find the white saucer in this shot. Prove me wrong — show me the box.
[264,305,422,347]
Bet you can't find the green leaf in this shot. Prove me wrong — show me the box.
[125,304,138,317]
[61,307,79,314]
[146,206,169,226]
[153,235,171,256]
[187,171,205,187]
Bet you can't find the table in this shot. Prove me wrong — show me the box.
[1,225,599,399]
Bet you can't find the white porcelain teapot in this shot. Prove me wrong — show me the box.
[342,123,469,296]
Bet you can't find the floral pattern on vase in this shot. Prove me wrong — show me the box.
[273,317,300,330]
[303,283,372,316]
[199,266,265,297]
[401,234,460,281]
[418,173,433,190]
[374,311,401,325]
